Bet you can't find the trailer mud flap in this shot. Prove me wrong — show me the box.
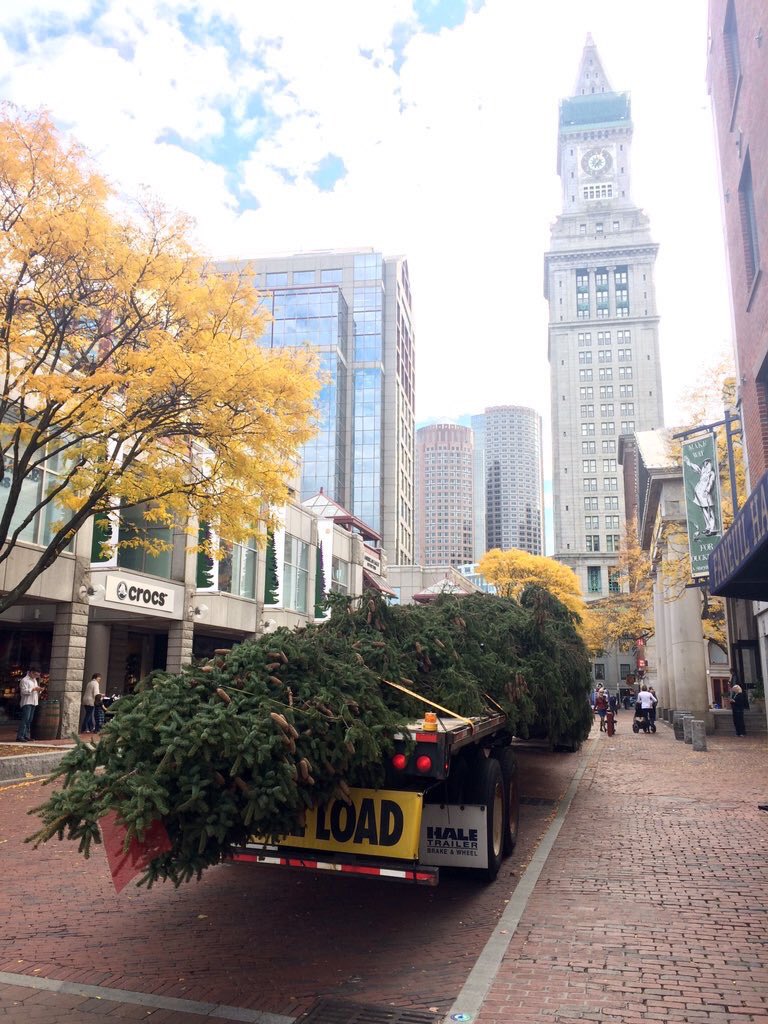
[249,788,424,861]
[419,803,488,868]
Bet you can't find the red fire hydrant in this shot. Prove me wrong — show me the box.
[606,710,615,736]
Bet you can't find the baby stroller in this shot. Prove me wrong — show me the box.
[632,703,655,733]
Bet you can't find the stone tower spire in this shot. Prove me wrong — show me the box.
[572,33,613,96]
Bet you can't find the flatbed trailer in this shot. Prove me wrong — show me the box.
[232,710,520,886]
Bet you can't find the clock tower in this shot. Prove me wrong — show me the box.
[545,35,665,690]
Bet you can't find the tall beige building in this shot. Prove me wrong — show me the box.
[545,36,664,647]
[416,424,474,566]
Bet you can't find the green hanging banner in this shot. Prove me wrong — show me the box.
[681,433,722,577]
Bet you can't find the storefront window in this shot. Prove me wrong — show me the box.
[0,447,71,549]
[196,525,257,598]
[283,534,309,613]
[331,556,349,594]
[117,504,173,579]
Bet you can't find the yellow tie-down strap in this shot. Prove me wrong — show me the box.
[381,678,475,731]
[251,788,424,861]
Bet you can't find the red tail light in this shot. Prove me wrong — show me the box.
[415,755,433,774]
[392,753,407,771]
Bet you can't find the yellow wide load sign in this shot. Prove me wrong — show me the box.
[253,789,424,860]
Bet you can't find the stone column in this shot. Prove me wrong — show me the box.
[667,584,709,719]
[652,579,669,708]
[49,598,90,736]
[166,617,194,674]
[663,577,679,712]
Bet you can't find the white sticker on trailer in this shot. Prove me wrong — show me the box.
[419,804,487,868]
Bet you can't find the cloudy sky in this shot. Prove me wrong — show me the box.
[0,0,731,473]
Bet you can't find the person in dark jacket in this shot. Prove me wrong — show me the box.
[730,684,747,736]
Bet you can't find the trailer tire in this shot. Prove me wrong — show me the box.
[496,747,520,855]
[471,756,504,882]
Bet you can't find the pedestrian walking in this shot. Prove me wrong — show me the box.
[82,672,102,734]
[730,683,747,736]
[15,669,41,741]
[595,687,609,732]
[648,687,658,729]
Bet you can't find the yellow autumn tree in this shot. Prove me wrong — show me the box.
[0,105,319,612]
[582,519,654,653]
[477,548,586,621]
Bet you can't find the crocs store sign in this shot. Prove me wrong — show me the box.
[105,575,176,614]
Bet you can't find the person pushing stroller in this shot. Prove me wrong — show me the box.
[632,684,657,733]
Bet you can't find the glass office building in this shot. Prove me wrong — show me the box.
[225,249,415,564]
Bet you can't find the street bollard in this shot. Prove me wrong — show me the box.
[606,710,615,736]
[683,715,694,744]
[691,720,707,751]
[673,710,692,741]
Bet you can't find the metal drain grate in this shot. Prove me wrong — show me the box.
[297,998,441,1024]
[520,796,557,806]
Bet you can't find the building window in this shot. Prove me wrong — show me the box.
[585,515,599,530]
[601,421,615,434]
[602,439,616,454]
[618,366,633,379]
[584,496,598,511]
[604,496,619,510]
[578,331,592,346]
[583,478,598,492]
[598,349,612,364]
[605,477,618,491]
[331,556,350,594]
[618,348,632,361]
[738,153,760,286]
[580,404,594,417]
[605,514,620,529]
[582,440,596,454]
[581,422,596,436]
[603,458,617,472]
[586,534,600,552]
[579,351,593,364]
[266,272,289,287]
[283,534,309,613]
[582,459,597,473]
[579,386,594,399]
[599,367,613,381]
[606,534,621,553]
[117,503,173,579]
[293,270,315,285]
[587,566,602,593]
[621,420,635,434]
[576,270,590,320]
[619,384,634,398]
[320,268,343,284]
[620,403,635,417]
[583,185,613,200]
[620,663,631,679]
[608,568,621,593]
[599,403,614,417]
[597,331,611,345]
[724,0,742,102]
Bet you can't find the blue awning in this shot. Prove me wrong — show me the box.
[708,470,768,600]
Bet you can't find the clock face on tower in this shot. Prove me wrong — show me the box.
[581,147,613,178]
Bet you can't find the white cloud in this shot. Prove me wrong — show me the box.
[0,0,732,461]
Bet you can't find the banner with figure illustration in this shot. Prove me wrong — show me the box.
[682,433,722,577]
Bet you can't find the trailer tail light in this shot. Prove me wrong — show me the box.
[391,753,408,771]
[415,755,433,774]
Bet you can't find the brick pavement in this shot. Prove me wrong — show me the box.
[0,740,579,1022]
[472,718,768,1024]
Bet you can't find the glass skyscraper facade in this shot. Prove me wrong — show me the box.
[224,249,415,564]
[260,286,348,504]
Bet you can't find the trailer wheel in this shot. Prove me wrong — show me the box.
[471,756,504,882]
[496,747,520,855]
